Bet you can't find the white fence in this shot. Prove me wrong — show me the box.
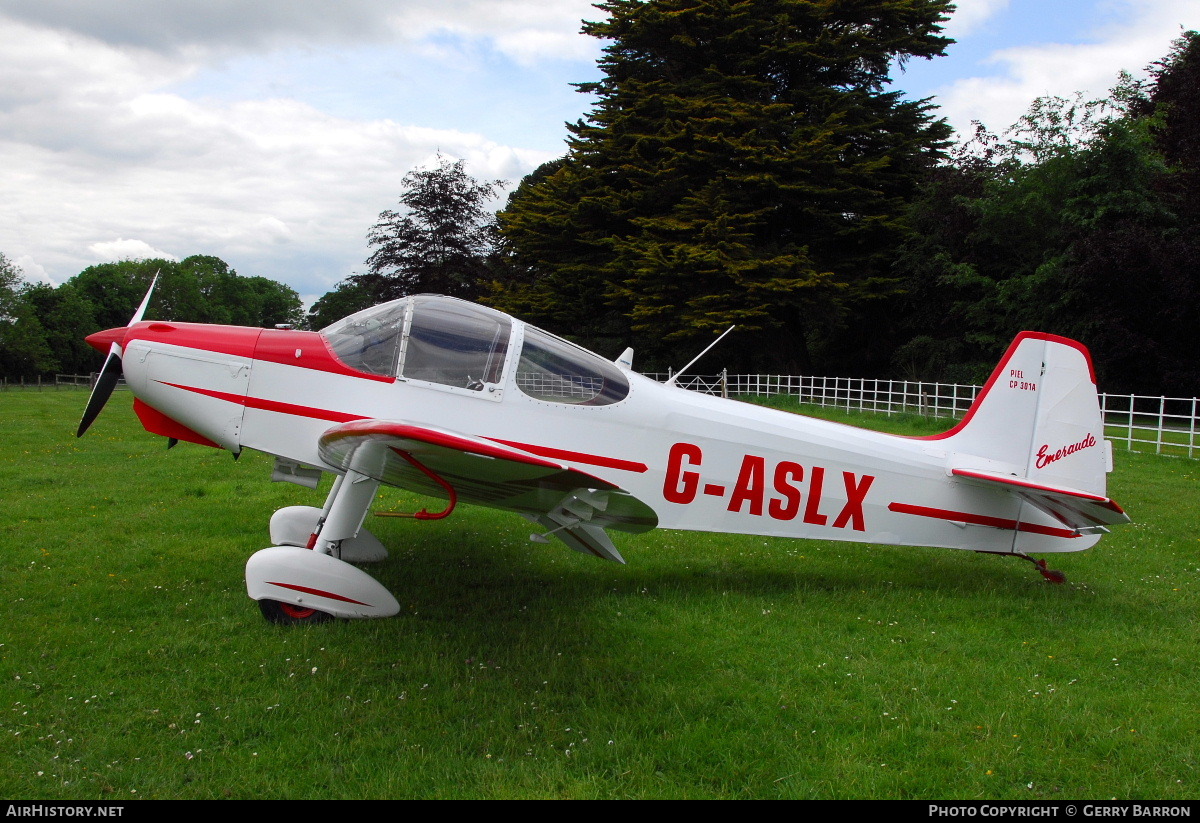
[0,374,100,390]
[651,370,1200,459]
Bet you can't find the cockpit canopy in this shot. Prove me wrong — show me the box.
[321,295,629,406]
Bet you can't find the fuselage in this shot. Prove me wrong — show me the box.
[110,295,1097,556]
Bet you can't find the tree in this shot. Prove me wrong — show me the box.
[1098,30,1200,394]
[891,32,1200,395]
[68,256,303,332]
[0,252,27,327]
[304,279,376,330]
[21,282,97,376]
[69,260,162,332]
[0,253,56,378]
[1134,30,1200,199]
[0,253,302,377]
[493,0,953,371]
[361,155,502,302]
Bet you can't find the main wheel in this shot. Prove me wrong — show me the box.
[258,598,334,626]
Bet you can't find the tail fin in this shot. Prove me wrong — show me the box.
[936,332,1128,539]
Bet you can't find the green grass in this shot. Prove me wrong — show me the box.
[1105,426,1199,460]
[2,391,1197,799]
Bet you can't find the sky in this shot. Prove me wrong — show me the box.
[1,0,1196,309]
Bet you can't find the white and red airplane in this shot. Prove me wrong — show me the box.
[78,288,1129,624]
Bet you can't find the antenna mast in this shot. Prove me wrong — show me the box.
[665,326,736,387]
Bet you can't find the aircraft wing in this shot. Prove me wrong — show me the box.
[950,468,1129,532]
[316,420,658,561]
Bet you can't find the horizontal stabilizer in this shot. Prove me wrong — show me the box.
[951,468,1129,532]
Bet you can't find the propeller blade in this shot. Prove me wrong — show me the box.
[77,345,124,437]
[76,274,158,437]
[130,271,159,324]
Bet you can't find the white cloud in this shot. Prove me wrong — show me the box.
[0,0,600,62]
[0,4,575,296]
[395,1,601,64]
[933,0,1197,135]
[14,255,50,286]
[88,239,178,263]
[943,0,1013,37]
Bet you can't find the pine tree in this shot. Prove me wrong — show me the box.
[495,0,953,371]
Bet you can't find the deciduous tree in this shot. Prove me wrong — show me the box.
[0,253,56,378]
[363,155,502,302]
[892,31,1200,395]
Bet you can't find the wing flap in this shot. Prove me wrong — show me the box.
[951,467,1129,532]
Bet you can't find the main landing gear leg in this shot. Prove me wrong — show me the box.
[309,470,380,556]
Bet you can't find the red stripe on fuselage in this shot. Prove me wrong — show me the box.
[164,381,645,477]
[888,502,1079,538]
[158,381,367,424]
[486,438,649,473]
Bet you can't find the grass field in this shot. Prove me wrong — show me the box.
[1,391,1197,799]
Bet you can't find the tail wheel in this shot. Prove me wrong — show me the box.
[258,598,334,625]
[1031,557,1068,585]
[1036,564,1068,584]
[979,552,1070,585]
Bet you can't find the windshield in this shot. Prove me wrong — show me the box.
[320,299,408,377]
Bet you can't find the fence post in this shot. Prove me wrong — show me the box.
[1127,394,1135,451]
[1157,396,1166,454]
[1185,400,1195,465]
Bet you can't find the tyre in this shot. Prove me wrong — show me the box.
[258,598,334,626]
